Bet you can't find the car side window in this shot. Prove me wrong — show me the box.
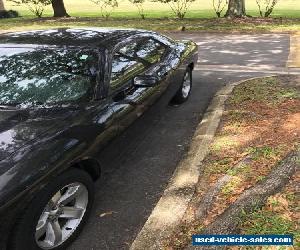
[122,38,166,65]
[110,47,144,89]
[110,38,167,89]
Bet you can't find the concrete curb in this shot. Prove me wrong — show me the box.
[287,33,300,68]
[130,76,275,250]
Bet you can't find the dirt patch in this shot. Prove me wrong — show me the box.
[165,75,300,249]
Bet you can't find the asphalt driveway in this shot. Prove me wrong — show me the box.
[68,33,291,250]
[169,33,290,68]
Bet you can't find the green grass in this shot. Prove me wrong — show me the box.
[204,157,234,175]
[1,16,298,33]
[247,146,281,160]
[229,77,300,106]
[226,163,251,176]
[241,209,299,247]
[3,0,300,18]
[221,176,242,195]
[1,0,300,32]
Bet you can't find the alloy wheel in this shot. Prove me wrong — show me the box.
[35,182,88,249]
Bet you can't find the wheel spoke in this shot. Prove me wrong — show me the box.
[58,184,84,206]
[60,206,84,219]
[181,71,191,98]
[51,221,63,244]
[50,191,61,207]
[45,221,62,246]
[35,212,49,240]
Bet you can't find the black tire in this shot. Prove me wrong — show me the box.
[9,168,94,250]
[172,67,193,104]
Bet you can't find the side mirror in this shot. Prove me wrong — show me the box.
[133,75,159,88]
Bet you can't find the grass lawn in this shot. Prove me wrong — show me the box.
[1,0,300,33]
[3,0,300,18]
[1,17,300,33]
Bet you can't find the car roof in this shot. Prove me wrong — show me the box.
[0,28,151,48]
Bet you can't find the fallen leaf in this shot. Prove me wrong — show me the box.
[99,211,117,217]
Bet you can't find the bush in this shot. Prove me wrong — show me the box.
[129,0,146,19]
[153,0,195,19]
[90,0,118,19]
[8,0,51,18]
[213,0,228,18]
[0,10,19,18]
[256,0,280,17]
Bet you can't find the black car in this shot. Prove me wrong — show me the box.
[0,28,198,250]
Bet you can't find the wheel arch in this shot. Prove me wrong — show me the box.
[70,157,101,182]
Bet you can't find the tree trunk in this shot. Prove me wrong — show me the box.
[0,0,6,11]
[201,150,299,237]
[225,0,246,18]
[51,0,70,17]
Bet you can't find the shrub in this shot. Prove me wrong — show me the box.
[90,0,118,19]
[129,0,146,19]
[255,0,280,17]
[8,0,51,18]
[0,10,19,18]
[153,0,195,19]
[213,0,228,18]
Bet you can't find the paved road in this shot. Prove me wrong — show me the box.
[69,33,291,250]
[171,33,290,67]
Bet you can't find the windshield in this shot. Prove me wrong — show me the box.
[0,44,100,106]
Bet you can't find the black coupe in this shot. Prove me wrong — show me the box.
[0,28,198,250]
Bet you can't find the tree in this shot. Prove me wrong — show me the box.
[90,0,118,19]
[129,0,146,19]
[225,0,246,18]
[213,0,228,18]
[154,0,195,19]
[0,0,6,11]
[8,0,52,17]
[51,0,69,17]
[256,0,279,17]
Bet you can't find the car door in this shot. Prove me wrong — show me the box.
[108,36,170,130]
